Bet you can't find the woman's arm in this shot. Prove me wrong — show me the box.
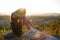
[25,20,33,29]
[22,17,34,30]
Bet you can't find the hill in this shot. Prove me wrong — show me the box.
[0,14,60,37]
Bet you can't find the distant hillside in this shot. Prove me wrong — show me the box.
[0,15,11,29]
[27,15,60,21]
[0,15,60,25]
[0,15,60,29]
[0,15,11,24]
[0,15,60,37]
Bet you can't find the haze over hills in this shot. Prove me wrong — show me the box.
[28,13,60,16]
[0,13,60,25]
[0,12,60,25]
[0,12,11,16]
[0,12,60,16]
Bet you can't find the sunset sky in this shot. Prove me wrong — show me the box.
[0,0,60,15]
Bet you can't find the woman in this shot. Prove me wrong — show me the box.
[3,8,26,40]
[3,8,60,40]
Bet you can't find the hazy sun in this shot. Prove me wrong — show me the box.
[0,0,60,15]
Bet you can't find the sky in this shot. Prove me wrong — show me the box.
[0,0,60,15]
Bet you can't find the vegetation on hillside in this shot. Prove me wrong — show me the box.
[0,15,60,40]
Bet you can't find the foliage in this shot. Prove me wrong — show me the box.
[0,15,60,40]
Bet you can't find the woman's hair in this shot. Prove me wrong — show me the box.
[11,13,22,37]
[11,8,26,37]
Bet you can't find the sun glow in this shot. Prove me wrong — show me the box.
[0,0,60,15]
